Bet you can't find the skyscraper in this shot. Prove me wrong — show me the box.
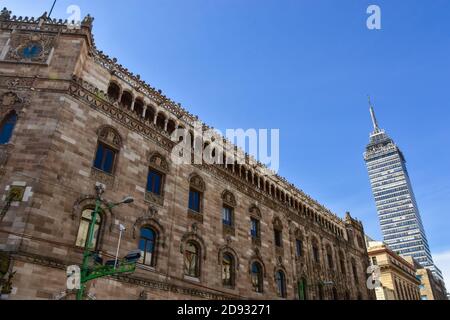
[363,101,444,282]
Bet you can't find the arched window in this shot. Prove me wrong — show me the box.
[75,208,102,249]
[156,113,166,130]
[222,191,236,229]
[120,91,133,109]
[312,238,320,264]
[145,105,155,123]
[326,245,334,269]
[0,112,17,145]
[184,241,200,278]
[340,251,346,275]
[107,82,120,101]
[188,175,205,213]
[298,278,308,300]
[139,227,157,267]
[93,126,121,174]
[251,262,263,293]
[351,258,359,284]
[167,119,176,134]
[134,98,144,118]
[146,153,169,205]
[222,253,235,287]
[275,270,287,298]
[273,218,283,248]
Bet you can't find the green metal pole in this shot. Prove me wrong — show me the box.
[76,198,101,300]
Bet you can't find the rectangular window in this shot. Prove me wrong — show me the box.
[147,169,163,195]
[251,218,259,238]
[189,189,201,212]
[313,247,320,263]
[296,239,303,257]
[274,229,282,247]
[222,206,233,226]
[371,257,378,266]
[94,143,116,174]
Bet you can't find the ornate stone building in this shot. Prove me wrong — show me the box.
[0,8,372,300]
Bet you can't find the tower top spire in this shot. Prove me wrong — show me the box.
[368,96,380,133]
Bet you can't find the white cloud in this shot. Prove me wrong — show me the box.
[433,250,450,292]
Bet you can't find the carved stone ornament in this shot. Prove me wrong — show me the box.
[132,205,159,239]
[5,32,56,64]
[0,91,22,107]
[98,126,122,149]
[149,152,169,173]
[189,174,205,192]
[221,190,236,207]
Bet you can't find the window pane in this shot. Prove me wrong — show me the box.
[184,242,199,277]
[251,263,262,293]
[189,190,200,212]
[76,209,101,249]
[0,113,17,144]
[75,220,90,247]
[296,240,302,256]
[275,230,282,247]
[93,144,104,170]
[153,173,161,194]
[141,227,154,240]
[147,170,162,195]
[251,218,259,238]
[103,148,115,173]
[222,254,232,286]
[222,207,232,226]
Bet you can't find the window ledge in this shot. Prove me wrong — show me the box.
[184,275,200,283]
[252,237,261,247]
[145,192,164,206]
[223,224,235,237]
[137,264,156,272]
[187,210,203,223]
[90,167,115,188]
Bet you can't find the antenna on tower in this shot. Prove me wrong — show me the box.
[368,95,380,132]
[48,0,57,19]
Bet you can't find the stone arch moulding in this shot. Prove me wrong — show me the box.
[148,151,170,173]
[96,125,123,149]
[0,91,27,118]
[217,245,240,270]
[189,173,205,192]
[221,190,236,207]
[273,263,289,284]
[132,207,166,248]
[249,205,261,218]
[272,216,283,230]
[248,249,267,278]
[71,195,115,232]
[180,232,207,260]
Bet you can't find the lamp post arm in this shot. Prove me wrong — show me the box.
[76,198,101,300]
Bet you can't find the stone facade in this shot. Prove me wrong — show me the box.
[367,241,421,300]
[0,9,372,300]
[404,256,448,301]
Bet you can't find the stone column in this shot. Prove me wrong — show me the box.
[142,106,147,118]
[164,119,169,131]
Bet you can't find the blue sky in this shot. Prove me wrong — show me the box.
[5,0,450,284]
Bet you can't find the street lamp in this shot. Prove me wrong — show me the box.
[76,185,135,300]
[114,224,126,270]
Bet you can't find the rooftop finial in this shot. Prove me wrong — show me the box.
[0,7,11,21]
[368,95,380,132]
